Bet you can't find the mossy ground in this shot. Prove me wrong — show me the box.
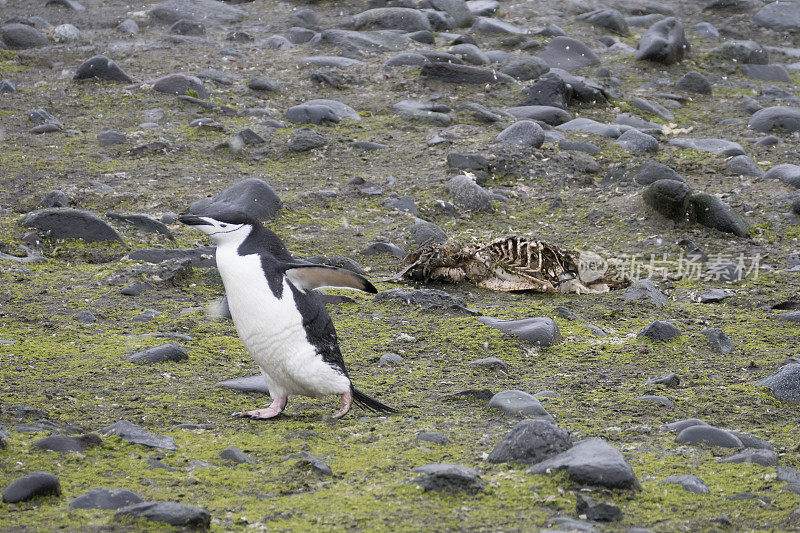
[1,0,800,531]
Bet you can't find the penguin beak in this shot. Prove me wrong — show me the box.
[178,214,213,226]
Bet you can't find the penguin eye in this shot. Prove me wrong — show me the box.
[219,223,228,228]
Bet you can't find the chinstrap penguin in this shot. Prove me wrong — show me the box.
[179,206,396,419]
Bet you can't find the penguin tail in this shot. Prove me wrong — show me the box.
[351,387,397,414]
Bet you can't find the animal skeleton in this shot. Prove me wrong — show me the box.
[396,236,628,294]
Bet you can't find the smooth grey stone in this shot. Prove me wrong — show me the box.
[634,17,689,64]
[638,320,681,342]
[559,140,600,154]
[262,35,291,50]
[75,310,97,323]
[634,161,683,185]
[576,494,623,522]
[46,0,85,10]
[743,64,791,83]
[422,0,473,26]
[16,420,58,433]
[758,363,800,402]
[30,123,61,134]
[697,289,729,303]
[0,23,49,49]
[411,463,486,493]
[386,195,419,216]
[719,448,777,467]
[497,120,544,148]
[500,56,549,81]
[127,344,188,364]
[446,174,494,212]
[300,56,362,68]
[33,434,101,453]
[754,1,800,31]
[712,40,768,64]
[755,134,779,147]
[379,352,404,365]
[614,113,662,133]
[121,283,151,296]
[321,29,409,53]
[642,179,692,220]
[471,16,525,34]
[577,8,629,36]
[506,106,570,126]
[485,50,509,63]
[353,7,431,32]
[661,474,710,494]
[410,219,447,245]
[665,418,708,432]
[408,30,435,44]
[216,375,268,394]
[700,327,733,354]
[41,190,69,208]
[676,71,712,94]
[393,100,451,126]
[466,0,498,16]
[764,163,800,188]
[646,373,680,387]
[287,128,326,151]
[115,501,210,528]
[556,118,627,138]
[416,431,449,445]
[29,108,59,125]
[131,309,160,322]
[127,247,215,268]
[219,446,254,464]
[190,178,282,221]
[488,390,550,418]
[549,517,598,532]
[70,488,143,510]
[449,43,489,65]
[385,52,429,67]
[692,22,719,38]
[669,137,744,156]
[638,395,674,407]
[0,79,16,93]
[748,106,800,133]
[374,289,474,314]
[615,128,659,153]
[468,357,508,371]
[537,36,599,72]
[74,55,133,83]
[478,316,560,346]
[98,130,127,147]
[21,208,123,243]
[304,99,360,121]
[117,19,139,35]
[689,193,749,237]
[101,420,177,450]
[726,155,763,176]
[290,8,318,28]
[419,50,462,63]
[420,62,513,84]
[675,425,742,448]
[447,153,487,173]
[152,73,207,99]
[631,97,674,120]
[2,472,61,503]
[353,140,388,151]
[169,18,205,35]
[286,27,317,44]
[106,212,173,238]
[487,419,571,464]
[149,0,246,27]
[528,438,639,489]
[291,452,332,476]
[362,242,405,258]
[778,311,800,322]
[285,103,338,125]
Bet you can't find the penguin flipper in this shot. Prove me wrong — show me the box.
[284,265,377,293]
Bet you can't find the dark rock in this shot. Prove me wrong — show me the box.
[149,0,246,27]
[638,395,674,407]
[497,120,544,148]
[0,79,17,93]
[743,64,791,83]
[353,140,388,151]
[265,35,293,50]
[423,0,473,26]
[393,100,451,125]
[700,327,733,353]
[634,18,689,64]
[537,37,599,72]
[16,420,58,433]
[75,310,96,323]
[285,104,339,125]
[634,161,683,185]
[375,289,476,314]
[446,174,494,212]
[2,472,61,503]
[507,105,571,126]
[101,420,177,450]
[290,8,318,28]
[500,56,549,81]
[477,316,561,346]
[106,212,173,238]
[487,419,571,464]
[70,489,143,510]
[385,52,429,68]
[528,439,639,489]
[468,357,508,372]
[675,425,742,448]
[288,128,326,152]
[0,23,49,49]
[117,19,139,35]
[719,448,778,467]
[410,220,447,245]
[46,0,85,10]
[765,164,800,188]
[749,106,800,133]
[669,137,744,156]
[696,289,729,303]
[638,321,681,342]
[556,118,625,137]
[411,463,486,493]
[408,30,435,44]
[292,452,332,475]
[449,43,489,65]
[726,155,763,177]
[577,8,630,35]
[353,7,432,32]
[379,352,404,365]
[420,62,512,84]
[169,18,205,35]
[688,193,749,237]
[127,344,188,364]
[220,446,254,464]
[758,364,800,402]
[98,130,127,147]
[386,195,419,216]
[74,56,133,83]
[665,418,709,432]
[632,97,674,120]
[362,242,406,258]
[190,178,282,220]
[115,501,211,529]
[471,16,525,34]
[29,109,59,125]
[127,247,215,268]
[321,29,409,53]
[676,71,711,94]
[559,140,600,154]
[661,474,710,493]
[152,73,207,98]
[41,190,69,208]
[301,56,361,68]
[216,375,268,394]
[642,179,692,221]
[286,27,316,44]
[576,494,623,521]
[21,208,124,243]
[712,40,768,64]
[447,153,488,173]
[416,431,449,445]
[615,129,659,153]
[646,373,681,387]
[488,391,551,418]
[32,434,101,453]
[754,1,800,31]
[30,123,62,134]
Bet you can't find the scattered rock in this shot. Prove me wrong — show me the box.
[375,289,476,314]
[446,174,494,212]
[634,17,689,64]
[669,137,745,156]
[420,62,513,84]
[675,425,742,448]
[70,489,144,510]
[0,23,49,49]
[149,0,246,27]
[765,164,800,188]
[477,316,561,346]
[575,494,623,522]
[3,472,61,503]
[700,327,733,353]
[487,419,572,464]
[216,375,269,394]
[32,434,101,453]
[115,501,211,529]
[758,364,800,403]
[127,344,188,364]
[416,431,449,445]
[634,161,683,185]
[676,71,712,94]
[719,448,778,467]
[661,474,710,494]
[410,219,447,245]
[638,321,681,342]
[353,8,432,32]
[537,37,600,72]
[220,446,255,464]
[528,439,639,489]
[615,128,659,153]
[411,463,486,493]
[726,155,763,177]
[190,178,282,220]
[688,193,749,237]
[749,106,800,133]
[152,73,207,99]
[101,420,177,450]
[21,209,124,243]
[292,452,332,475]
[496,120,544,148]
[488,390,551,418]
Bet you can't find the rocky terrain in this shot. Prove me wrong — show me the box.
[1,0,800,530]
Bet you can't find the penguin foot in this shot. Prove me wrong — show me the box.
[331,390,352,419]
[236,397,287,419]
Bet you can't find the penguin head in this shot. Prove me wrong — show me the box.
[179,205,257,246]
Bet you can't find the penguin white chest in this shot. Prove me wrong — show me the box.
[214,246,350,397]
